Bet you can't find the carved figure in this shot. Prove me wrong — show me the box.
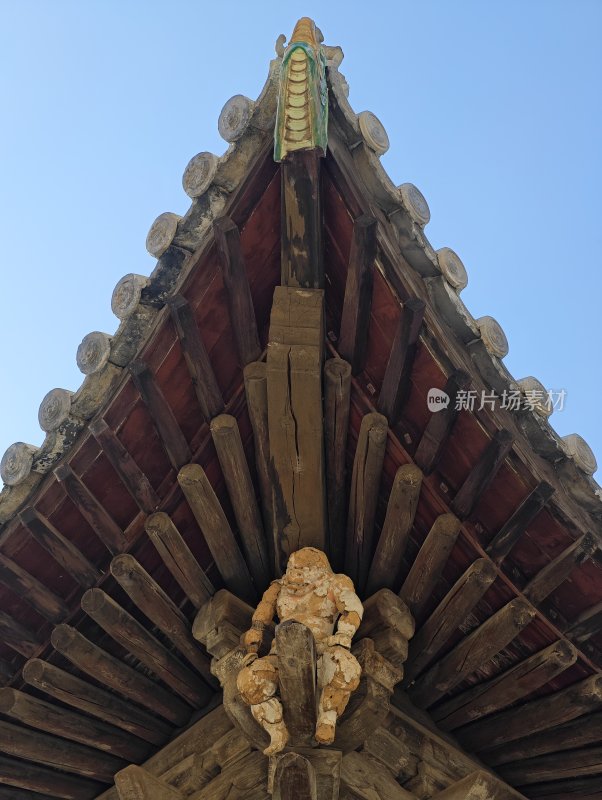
[237,547,363,755]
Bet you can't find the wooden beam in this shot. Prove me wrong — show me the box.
[344,412,388,593]
[281,150,322,288]
[338,214,377,375]
[276,621,316,747]
[524,532,597,605]
[54,464,125,555]
[0,553,67,623]
[324,358,352,572]
[51,624,190,727]
[110,554,216,688]
[398,512,461,620]
[520,775,602,798]
[19,507,101,588]
[356,588,414,667]
[129,361,191,470]
[89,419,160,514]
[0,610,41,658]
[450,429,514,519]
[429,770,520,800]
[485,711,602,766]
[0,688,150,763]
[213,217,261,366]
[341,752,416,800]
[210,414,270,590]
[81,588,211,708]
[0,752,102,800]
[168,294,224,420]
[377,298,426,425]
[433,639,577,731]
[115,765,184,800]
[498,745,602,785]
[486,481,555,564]
[144,511,213,609]
[414,370,471,474]
[366,463,423,595]
[565,600,602,644]
[177,464,255,601]
[0,658,11,685]
[273,752,317,800]
[0,718,124,782]
[22,658,172,746]
[410,598,536,708]
[0,785,67,800]
[457,674,602,752]
[404,557,497,684]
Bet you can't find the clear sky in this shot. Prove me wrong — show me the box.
[1,1,600,485]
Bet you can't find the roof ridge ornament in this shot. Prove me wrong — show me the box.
[274,17,328,162]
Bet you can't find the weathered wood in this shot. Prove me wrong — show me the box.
[377,298,426,424]
[324,358,352,572]
[0,553,67,623]
[451,429,514,519]
[193,750,266,800]
[521,775,602,798]
[565,600,602,644]
[210,414,270,590]
[485,711,602,766]
[404,558,497,684]
[177,465,255,601]
[341,752,416,800]
[22,658,172,746]
[19,507,101,588]
[213,216,261,366]
[129,361,191,469]
[0,610,41,658]
[457,674,602,752]
[281,150,322,288]
[54,464,125,554]
[0,688,150,763]
[429,770,523,800]
[276,621,316,746]
[193,589,255,659]
[243,361,275,572]
[168,294,224,420]
[115,765,184,800]
[345,412,388,592]
[524,532,597,605]
[267,340,326,574]
[338,215,377,375]
[273,752,317,800]
[498,745,602,785]
[269,286,324,348]
[433,639,577,731]
[486,481,555,564]
[89,419,160,514]
[0,752,102,800]
[51,625,190,727]
[144,511,213,609]
[414,370,471,474]
[81,588,210,708]
[271,748,341,800]
[398,512,461,620]
[110,554,215,687]
[366,464,423,595]
[0,784,63,800]
[0,718,125,782]
[356,589,414,668]
[0,659,11,685]
[410,598,536,708]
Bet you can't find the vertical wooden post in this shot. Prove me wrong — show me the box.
[281,151,323,288]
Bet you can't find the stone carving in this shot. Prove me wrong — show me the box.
[517,376,553,418]
[218,96,254,144]
[237,547,363,755]
[38,388,73,432]
[111,273,149,320]
[562,433,598,475]
[76,332,112,375]
[476,315,509,359]
[358,111,389,155]
[182,152,219,198]
[437,247,468,292]
[399,183,430,226]
[0,442,37,486]
[146,212,181,258]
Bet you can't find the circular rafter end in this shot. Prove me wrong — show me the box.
[358,111,389,155]
[436,247,468,292]
[563,433,598,476]
[146,212,181,258]
[218,95,255,143]
[38,388,74,432]
[111,273,150,320]
[1,442,37,486]
[399,183,431,227]
[76,331,112,375]
[517,377,553,418]
[476,315,509,359]
[182,151,219,199]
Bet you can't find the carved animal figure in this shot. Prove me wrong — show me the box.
[237,547,363,754]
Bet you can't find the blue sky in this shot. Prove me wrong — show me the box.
[1,1,600,483]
